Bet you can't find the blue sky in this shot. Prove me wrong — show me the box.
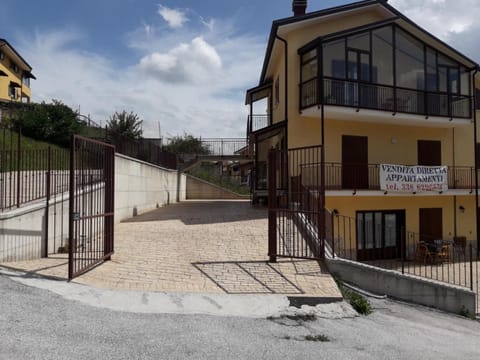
[2,0,479,138]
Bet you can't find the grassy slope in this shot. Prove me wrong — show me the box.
[0,129,69,170]
[0,128,67,151]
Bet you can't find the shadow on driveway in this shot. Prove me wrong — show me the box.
[122,200,267,225]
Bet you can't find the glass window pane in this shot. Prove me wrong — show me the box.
[460,67,470,96]
[348,51,358,80]
[396,28,425,90]
[302,58,317,81]
[384,214,397,247]
[303,49,317,63]
[348,32,370,51]
[426,48,437,92]
[324,39,346,78]
[375,212,382,249]
[360,53,370,81]
[357,213,364,250]
[439,66,447,92]
[438,53,456,67]
[372,26,393,85]
[449,68,460,94]
[365,213,374,249]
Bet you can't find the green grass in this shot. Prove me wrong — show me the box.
[189,166,250,195]
[0,129,69,171]
[78,126,106,140]
[0,128,67,151]
[347,291,372,315]
[337,281,372,316]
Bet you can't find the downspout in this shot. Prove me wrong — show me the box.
[453,128,456,238]
[275,34,288,125]
[319,41,326,253]
[473,68,479,257]
[275,34,289,202]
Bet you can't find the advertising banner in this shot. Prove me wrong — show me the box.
[380,164,448,193]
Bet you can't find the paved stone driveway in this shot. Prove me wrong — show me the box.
[3,200,341,299]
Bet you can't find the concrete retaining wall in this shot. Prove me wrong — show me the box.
[115,154,186,222]
[186,175,249,200]
[0,154,187,262]
[326,257,476,315]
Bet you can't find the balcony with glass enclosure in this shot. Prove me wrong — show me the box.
[299,24,474,126]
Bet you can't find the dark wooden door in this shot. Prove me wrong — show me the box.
[419,208,443,243]
[418,140,441,166]
[342,135,368,189]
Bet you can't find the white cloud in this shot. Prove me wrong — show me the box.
[18,19,265,139]
[157,5,188,29]
[389,0,480,58]
[200,17,215,31]
[138,37,222,84]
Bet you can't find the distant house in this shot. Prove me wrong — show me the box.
[246,0,480,261]
[0,39,36,105]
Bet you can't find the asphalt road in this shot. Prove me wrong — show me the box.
[1,273,479,360]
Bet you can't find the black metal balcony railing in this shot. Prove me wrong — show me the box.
[323,163,476,191]
[301,77,473,119]
[247,114,270,135]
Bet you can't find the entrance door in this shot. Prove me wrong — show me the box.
[419,208,443,243]
[356,210,405,261]
[418,140,441,166]
[342,135,368,189]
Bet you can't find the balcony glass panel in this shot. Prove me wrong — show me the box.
[303,48,317,62]
[348,32,370,51]
[302,58,317,81]
[323,39,346,78]
[439,66,447,92]
[396,28,425,90]
[301,25,472,118]
[426,48,437,92]
[438,53,456,66]
[372,27,393,85]
[461,67,470,96]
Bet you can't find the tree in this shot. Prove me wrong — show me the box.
[14,100,81,148]
[164,133,211,155]
[106,111,143,144]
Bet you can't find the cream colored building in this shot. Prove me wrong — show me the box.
[246,0,480,260]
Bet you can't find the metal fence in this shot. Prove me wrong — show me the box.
[114,138,177,170]
[197,138,248,156]
[323,163,476,191]
[325,211,479,311]
[268,146,325,261]
[301,77,473,119]
[0,127,70,211]
[68,135,115,280]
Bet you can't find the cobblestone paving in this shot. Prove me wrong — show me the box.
[3,201,341,299]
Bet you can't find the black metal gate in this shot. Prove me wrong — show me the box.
[68,135,115,280]
[268,145,326,262]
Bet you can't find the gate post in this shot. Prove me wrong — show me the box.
[68,135,76,280]
[43,146,51,258]
[268,149,277,263]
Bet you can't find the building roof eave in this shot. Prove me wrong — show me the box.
[0,38,33,71]
[258,0,479,85]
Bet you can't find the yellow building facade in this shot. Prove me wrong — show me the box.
[0,39,35,104]
[246,0,480,260]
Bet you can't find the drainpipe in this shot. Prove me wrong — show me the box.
[275,34,289,203]
[319,41,326,253]
[275,34,288,125]
[473,68,479,257]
